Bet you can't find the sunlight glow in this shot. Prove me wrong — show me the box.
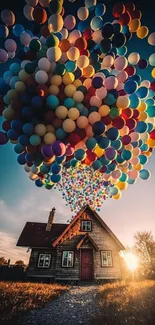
[120,251,139,271]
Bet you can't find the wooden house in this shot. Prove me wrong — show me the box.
[17,205,125,282]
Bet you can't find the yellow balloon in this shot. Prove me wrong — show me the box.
[73,79,82,88]
[94,146,104,157]
[146,138,155,147]
[64,84,76,97]
[68,107,80,120]
[44,132,56,144]
[98,104,110,116]
[116,96,130,109]
[113,191,122,200]
[77,55,89,69]
[67,47,80,61]
[83,65,95,78]
[49,85,59,95]
[129,18,141,32]
[50,75,62,86]
[62,118,76,132]
[55,105,68,119]
[63,72,75,85]
[116,181,128,190]
[134,164,142,171]
[152,68,155,78]
[19,70,30,82]
[138,101,147,112]
[137,26,149,39]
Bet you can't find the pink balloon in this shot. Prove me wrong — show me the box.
[0,49,8,63]
[5,39,17,52]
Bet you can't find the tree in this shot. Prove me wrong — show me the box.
[15,260,25,267]
[0,257,7,265]
[134,231,155,276]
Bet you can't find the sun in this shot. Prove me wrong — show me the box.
[120,251,139,271]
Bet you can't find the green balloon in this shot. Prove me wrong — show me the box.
[29,39,42,52]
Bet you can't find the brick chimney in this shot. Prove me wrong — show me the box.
[46,208,56,231]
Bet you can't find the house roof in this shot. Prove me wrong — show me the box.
[77,234,99,251]
[16,222,68,248]
[52,205,125,250]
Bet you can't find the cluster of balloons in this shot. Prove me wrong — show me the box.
[56,165,111,213]
[0,0,155,208]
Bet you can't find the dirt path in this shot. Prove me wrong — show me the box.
[16,285,101,325]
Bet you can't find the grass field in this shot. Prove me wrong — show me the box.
[0,281,67,324]
[92,280,155,325]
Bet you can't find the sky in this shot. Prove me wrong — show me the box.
[0,0,155,264]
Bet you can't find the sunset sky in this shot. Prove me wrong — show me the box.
[0,0,155,264]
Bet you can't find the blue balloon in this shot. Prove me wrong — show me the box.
[129,93,140,109]
[18,135,30,146]
[136,87,149,99]
[10,76,20,88]
[119,173,128,182]
[75,149,85,161]
[65,60,77,72]
[29,135,41,146]
[35,179,43,187]
[92,159,102,170]
[139,155,148,165]
[51,174,61,183]
[106,127,119,141]
[92,121,105,135]
[0,78,9,95]
[135,121,147,133]
[22,106,33,119]
[9,63,21,75]
[124,80,138,94]
[11,120,23,132]
[86,137,97,150]
[7,129,19,141]
[25,153,34,162]
[46,95,59,110]
[40,164,49,174]
[17,153,26,165]
[51,162,61,174]
[31,96,43,109]
[14,144,25,154]
[98,137,110,149]
[95,3,106,16]
[110,186,118,196]
[13,24,24,37]
[23,123,34,136]
[64,98,75,109]
[121,150,132,161]
[139,169,150,180]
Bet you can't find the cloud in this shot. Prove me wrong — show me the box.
[0,231,29,264]
[0,189,72,263]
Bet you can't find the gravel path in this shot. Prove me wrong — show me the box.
[16,285,101,325]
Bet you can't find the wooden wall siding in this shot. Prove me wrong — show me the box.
[27,249,56,277]
[55,237,81,280]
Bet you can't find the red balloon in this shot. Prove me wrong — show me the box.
[119,12,131,26]
[41,25,51,38]
[125,2,135,14]
[125,66,136,76]
[67,133,81,145]
[126,118,137,130]
[112,3,125,18]
[75,37,87,50]
[32,7,47,24]
[151,81,155,92]
[2,120,10,132]
[130,9,142,19]
[86,150,97,162]
[83,28,93,40]
[122,135,131,145]
[113,117,125,129]
[44,111,55,123]
[132,109,140,119]
[150,130,155,140]
[101,116,112,126]
[122,108,133,119]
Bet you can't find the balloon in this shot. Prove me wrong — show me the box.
[1,10,15,26]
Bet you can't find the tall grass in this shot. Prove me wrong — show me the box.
[0,281,67,324]
[92,280,155,325]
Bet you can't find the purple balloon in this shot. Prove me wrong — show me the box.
[52,140,66,157]
[105,147,117,160]
[41,144,54,158]
[0,131,8,145]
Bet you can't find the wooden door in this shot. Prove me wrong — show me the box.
[81,249,93,281]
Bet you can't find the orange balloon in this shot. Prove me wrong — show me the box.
[59,39,71,52]
[75,37,87,50]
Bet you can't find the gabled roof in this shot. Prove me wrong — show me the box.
[77,234,99,251]
[16,222,68,248]
[52,205,125,250]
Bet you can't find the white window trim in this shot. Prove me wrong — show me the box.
[101,251,112,267]
[38,254,51,268]
[62,251,74,267]
[81,220,92,232]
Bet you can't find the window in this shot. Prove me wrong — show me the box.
[62,251,74,267]
[101,251,112,267]
[38,254,51,268]
[81,220,92,232]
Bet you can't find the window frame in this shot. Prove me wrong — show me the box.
[61,250,74,268]
[37,253,51,269]
[80,220,92,232]
[101,250,113,267]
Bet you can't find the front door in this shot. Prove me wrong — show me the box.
[81,249,93,281]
